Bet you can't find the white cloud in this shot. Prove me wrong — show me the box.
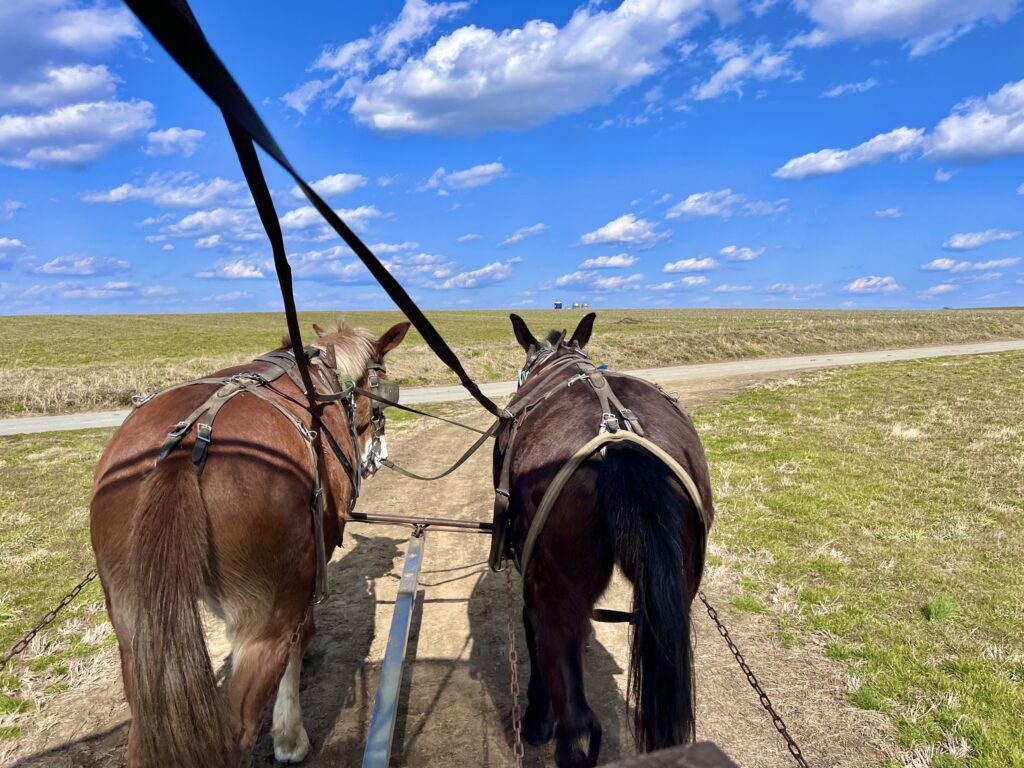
[291,172,368,199]
[425,161,506,190]
[844,275,900,293]
[378,0,471,63]
[790,0,1015,56]
[163,208,262,242]
[546,269,644,292]
[437,261,512,289]
[202,291,252,303]
[580,213,668,248]
[196,259,267,279]
[773,127,924,180]
[0,64,117,108]
[922,256,1020,272]
[1,200,23,220]
[42,4,141,53]
[873,208,903,219]
[144,127,205,158]
[935,168,956,182]
[580,253,638,268]
[282,79,332,115]
[693,39,798,101]
[719,244,766,260]
[927,79,1024,161]
[664,257,718,272]
[942,229,1020,251]
[647,275,708,290]
[500,223,546,246]
[31,255,130,276]
[0,99,155,168]
[1018,182,1024,195]
[314,39,375,74]
[60,280,174,300]
[821,78,877,98]
[279,204,384,235]
[0,237,25,252]
[920,283,958,297]
[666,189,787,218]
[713,283,752,292]
[82,173,245,208]
[369,240,419,254]
[457,233,482,243]
[331,0,734,134]
[592,273,644,291]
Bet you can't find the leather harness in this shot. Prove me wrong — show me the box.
[131,345,376,604]
[489,343,707,578]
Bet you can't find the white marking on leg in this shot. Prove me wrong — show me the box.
[272,643,309,763]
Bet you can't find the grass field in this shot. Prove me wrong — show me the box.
[2,351,1021,764]
[698,352,1024,767]
[1,308,1023,415]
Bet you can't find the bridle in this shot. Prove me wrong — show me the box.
[361,360,400,479]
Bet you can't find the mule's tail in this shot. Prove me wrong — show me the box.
[127,461,236,767]
[599,443,697,751]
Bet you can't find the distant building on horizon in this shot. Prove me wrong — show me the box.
[554,300,563,309]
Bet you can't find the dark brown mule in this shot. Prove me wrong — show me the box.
[90,319,409,767]
[494,313,714,768]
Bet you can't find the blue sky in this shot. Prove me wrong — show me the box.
[1,0,1023,314]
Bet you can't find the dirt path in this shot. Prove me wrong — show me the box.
[4,374,895,768]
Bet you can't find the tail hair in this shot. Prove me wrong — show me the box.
[599,443,696,751]
[128,461,236,767]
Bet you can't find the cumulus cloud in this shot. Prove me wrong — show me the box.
[279,204,384,236]
[712,283,752,292]
[500,223,546,246]
[425,161,506,191]
[579,253,638,269]
[546,269,643,292]
[457,233,482,243]
[436,261,512,289]
[82,173,245,208]
[664,257,718,272]
[777,78,1024,178]
[922,256,1020,272]
[720,245,766,260]
[291,172,368,199]
[789,0,1015,55]
[873,208,903,219]
[0,64,117,108]
[143,127,205,158]
[920,283,958,297]
[666,189,787,218]
[162,208,263,243]
[0,237,25,252]
[821,78,877,98]
[579,213,668,248]
[927,79,1024,161]
[774,127,924,180]
[942,229,1020,251]
[693,39,799,101]
[0,99,155,168]
[31,255,129,276]
[59,280,174,300]
[303,0,733,133]
[844,275,900,293]
[369,241,419,254]
[647,275,708,290]
[196,259,267,279]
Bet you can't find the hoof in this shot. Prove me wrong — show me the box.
[274,725,310,764]
[522,706,554,745]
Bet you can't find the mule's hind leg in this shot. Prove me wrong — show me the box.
[521,606,555,745]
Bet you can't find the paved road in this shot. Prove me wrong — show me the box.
[3,338,1022,436]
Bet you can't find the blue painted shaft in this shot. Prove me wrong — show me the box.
[363,532,426,768]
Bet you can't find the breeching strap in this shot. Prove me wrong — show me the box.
[123,0,503,419]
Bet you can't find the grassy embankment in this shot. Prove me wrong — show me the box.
[2,308,1023,415]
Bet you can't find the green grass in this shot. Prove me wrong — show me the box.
[2,308,1023,414]
[697,351,1024,767]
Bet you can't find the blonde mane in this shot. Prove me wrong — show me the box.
[282,320,376,378]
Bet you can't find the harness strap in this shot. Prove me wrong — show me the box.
[489,418,521,572]
[519,430,706,576]
[383,418,502,482]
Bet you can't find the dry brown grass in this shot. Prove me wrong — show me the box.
[2,308,1022,415]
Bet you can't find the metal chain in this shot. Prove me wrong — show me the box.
[504,563,526,768]
[1,570,98,669]
[698,590,809,768]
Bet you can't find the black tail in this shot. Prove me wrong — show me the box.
[599,443,696,751]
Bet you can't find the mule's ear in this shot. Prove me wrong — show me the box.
[569,312,596,349]
[510,313,539,351]
[376,322,411,357]
[312,323,327,336]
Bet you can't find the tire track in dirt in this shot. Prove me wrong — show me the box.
[5,374,895,768]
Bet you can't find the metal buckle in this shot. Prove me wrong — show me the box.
[196,423,212,443]
[495,487,510,498]
[132,392,156,408]
[600,413,620,433]
[168,421,190,438]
